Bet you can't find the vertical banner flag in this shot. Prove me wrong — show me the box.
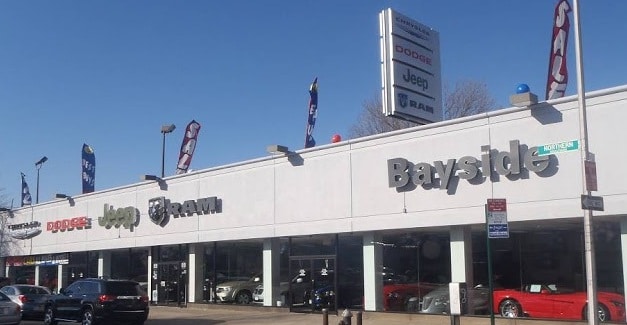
[21,172,32,206]
[304,77,318,148]
[545,0,571,100]
[176,120,201,174]
[82,143,96,194]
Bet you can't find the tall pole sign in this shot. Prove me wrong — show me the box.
[485,198,507,325]
[486,199,509,239]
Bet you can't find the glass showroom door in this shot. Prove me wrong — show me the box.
[288,257,336,313]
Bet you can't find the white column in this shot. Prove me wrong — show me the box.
[363,232,383,311]
[34,265,40,286]
[620,217,627,323]
[263,238,281,307]
[449,226,474,286]
[98,251,111,278]
[56,265,63,293]
[188,243,204,303]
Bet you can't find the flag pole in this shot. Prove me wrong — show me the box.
[571,1,598,324]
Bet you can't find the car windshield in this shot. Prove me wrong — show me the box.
[106,282,141,295]
[16,286,51,294]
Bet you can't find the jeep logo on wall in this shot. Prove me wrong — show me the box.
[148,196,221,226]
[98,204,138,231]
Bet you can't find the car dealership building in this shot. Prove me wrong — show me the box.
[2,85,627,320]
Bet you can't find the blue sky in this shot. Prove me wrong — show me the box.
[1,1,626,207]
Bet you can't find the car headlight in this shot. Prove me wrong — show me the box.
[219,286,231,293]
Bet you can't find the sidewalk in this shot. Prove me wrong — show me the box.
[150,305,586,325]
[151,305,468,325]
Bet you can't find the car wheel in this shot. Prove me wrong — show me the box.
[82,308,96,325]
[583,303,611,322]
[499,299,522,318]
[43,306,58,325]
[235,291,252,304]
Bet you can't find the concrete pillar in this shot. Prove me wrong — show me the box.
[449,226,474,315]
[98,251,111,278]
[620,217,627,322]
[188,243,204,303]
[34,266,40,286]
[148,252,156,303]
[363,232,383,311]
[56,265,63,293]
[263,238,281,307]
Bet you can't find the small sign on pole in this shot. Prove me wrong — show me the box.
[486,199,509,238]
[584,160,598,192]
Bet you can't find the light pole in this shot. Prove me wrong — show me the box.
[35,156,48,204]
[160,124,176,178]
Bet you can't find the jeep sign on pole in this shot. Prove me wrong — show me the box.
[379,8,442,124]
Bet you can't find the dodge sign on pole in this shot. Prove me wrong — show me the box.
[379,8,442,124]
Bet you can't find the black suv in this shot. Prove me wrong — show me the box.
[43,278,149,325]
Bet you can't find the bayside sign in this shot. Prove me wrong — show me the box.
[388,140,551,190]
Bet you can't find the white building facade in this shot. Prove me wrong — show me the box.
[3,85,627,320]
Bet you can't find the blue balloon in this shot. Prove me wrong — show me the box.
[516,84,530,94]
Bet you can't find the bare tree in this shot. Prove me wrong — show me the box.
[443,79,497,120]
[349,96,419,138]
[349,80,497,138]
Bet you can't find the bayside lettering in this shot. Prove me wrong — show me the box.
[165,197,220,217]
[388,140,550,190]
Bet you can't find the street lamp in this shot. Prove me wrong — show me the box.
[160,124,176,178]
[35,156,48,204]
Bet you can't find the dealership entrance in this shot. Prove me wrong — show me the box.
[152,261,186,306]
[288,256,336,313]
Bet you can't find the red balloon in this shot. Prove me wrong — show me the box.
[331,134,342,143]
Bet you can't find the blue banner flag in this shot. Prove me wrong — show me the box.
[21,172,32,206]
[304,77,318,148]
[82,143,96,194]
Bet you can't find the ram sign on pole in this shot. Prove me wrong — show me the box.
[379,8,442,124]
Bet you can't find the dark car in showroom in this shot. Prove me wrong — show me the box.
[43,278,149,325]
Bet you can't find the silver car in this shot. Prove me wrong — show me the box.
[215,275,262,304]
[0,284,51,320]
[418,285,489,315]
[0,291,22,325]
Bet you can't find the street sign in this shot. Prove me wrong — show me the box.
[581,195,604,211]
[537,140,579,156]
[486,199,509,238]
[584,160,598,191]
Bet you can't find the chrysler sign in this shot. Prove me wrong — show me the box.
[388,140,551,190]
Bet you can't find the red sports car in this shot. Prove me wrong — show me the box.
[383,282,440,311]
[493,284,625,322]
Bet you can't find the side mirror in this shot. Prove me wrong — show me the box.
[59,287,66,295]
